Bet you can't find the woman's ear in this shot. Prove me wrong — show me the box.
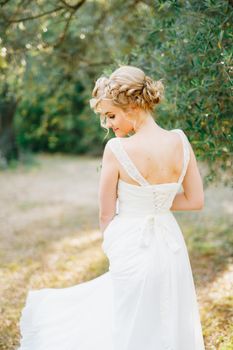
[125,104,137,118]
[128,104,137,112]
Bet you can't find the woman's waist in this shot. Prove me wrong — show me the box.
[116,207,172,219]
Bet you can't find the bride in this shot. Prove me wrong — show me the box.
[18,65,206,349]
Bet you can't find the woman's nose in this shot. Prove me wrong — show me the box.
[106,120,113,128]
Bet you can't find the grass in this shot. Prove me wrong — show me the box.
[0,153,232,350]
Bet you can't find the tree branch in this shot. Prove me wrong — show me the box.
[53,11,74,48]
[52,1,87,48]
[59,0,86,11]
[4,6,64,23]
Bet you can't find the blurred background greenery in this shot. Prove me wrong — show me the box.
[0,0,232,183]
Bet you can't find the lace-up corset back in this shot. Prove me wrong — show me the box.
[108,129,190,216]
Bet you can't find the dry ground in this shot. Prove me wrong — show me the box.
[0,153,232,350]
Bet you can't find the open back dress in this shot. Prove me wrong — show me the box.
[18,128,206,350]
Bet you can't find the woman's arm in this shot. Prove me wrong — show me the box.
[171,140,204,211]
[98,141,119,234]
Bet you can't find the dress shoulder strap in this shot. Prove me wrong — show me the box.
[107,138,149,186]
[171,129,190,184]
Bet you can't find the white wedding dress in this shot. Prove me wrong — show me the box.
[18,129,205,350]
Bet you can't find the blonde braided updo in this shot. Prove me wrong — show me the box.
[90,65,165,116]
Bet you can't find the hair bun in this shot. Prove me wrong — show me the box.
[143,76,165,106]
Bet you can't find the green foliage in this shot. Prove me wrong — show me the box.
[127,0,233,183]
[0,0,232,182]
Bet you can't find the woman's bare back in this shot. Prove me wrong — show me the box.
[115,129,184,186]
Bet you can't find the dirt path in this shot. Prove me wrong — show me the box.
[0,154,232,349]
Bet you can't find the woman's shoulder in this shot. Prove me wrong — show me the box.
[105,137,120,149]
[170,128,190,143]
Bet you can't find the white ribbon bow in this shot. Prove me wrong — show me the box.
[139,213,180,253]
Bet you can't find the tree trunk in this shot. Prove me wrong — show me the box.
[0,85,19,166]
